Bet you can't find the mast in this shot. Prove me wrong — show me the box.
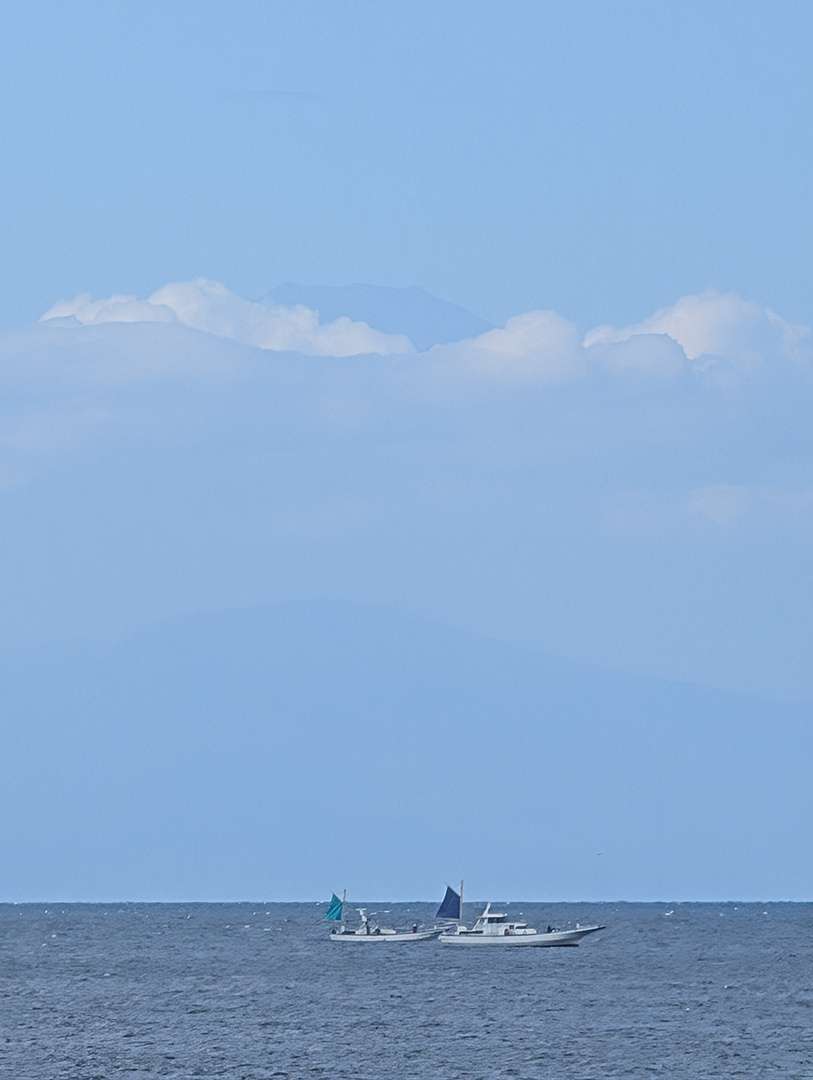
[341,889,346,926]
[460,879,464,922]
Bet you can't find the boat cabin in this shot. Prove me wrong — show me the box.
[456,903,536,937]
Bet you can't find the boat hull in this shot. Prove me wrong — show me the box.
[439,924,604,947]
[330,928,444,942]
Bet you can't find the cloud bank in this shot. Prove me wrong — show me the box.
[3,282,812,701]
[583,290,809,372]
[42,278,415,358]
[40,279,811,381]
[429,289,809,385]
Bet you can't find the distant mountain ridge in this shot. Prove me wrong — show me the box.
[2,599,812,900]
[260,283,493,351]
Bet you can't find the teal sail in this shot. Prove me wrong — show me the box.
[325,893,344,920]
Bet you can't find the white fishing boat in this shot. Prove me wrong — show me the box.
[436,885,604,948]
[325,892,443,942]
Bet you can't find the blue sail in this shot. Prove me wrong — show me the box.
[325,893,344,920]
[436,885,461,920]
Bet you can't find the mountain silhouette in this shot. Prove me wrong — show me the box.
[260,283,492,351]
[2,599,811,900]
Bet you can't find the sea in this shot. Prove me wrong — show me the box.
[1,902,811,1079]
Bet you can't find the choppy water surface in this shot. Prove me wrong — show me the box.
[1,902,811,1079]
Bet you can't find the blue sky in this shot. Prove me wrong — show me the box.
[1,2,812,901]
[2,1,812,330]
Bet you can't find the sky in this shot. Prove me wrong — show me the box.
[2,1,813,330]
[1,1,812,902]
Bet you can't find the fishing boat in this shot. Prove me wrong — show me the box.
[436,885,605,947]
[325,892,444,942]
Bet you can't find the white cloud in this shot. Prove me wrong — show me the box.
[586,332,689,379]
[428,310,585,382]
[40,283,811,381]
[426,290,812,388]
[42,294,177,325]
[41,278,415,358]
[583,289,810,372]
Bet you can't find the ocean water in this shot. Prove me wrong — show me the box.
[1,902,811,1079]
